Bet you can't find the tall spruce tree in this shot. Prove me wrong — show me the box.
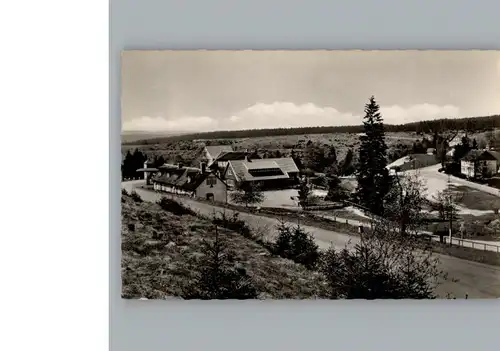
[355,96,391,215]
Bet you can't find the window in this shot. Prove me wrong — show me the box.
[206,176,216,186]
[248,168,284,177]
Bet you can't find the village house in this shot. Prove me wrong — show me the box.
[152,163,228,202]
[203,145,234,167]
[460,150,500,179]
[222,157,300,189]
[208,150,261,173]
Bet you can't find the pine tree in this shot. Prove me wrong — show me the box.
[324,145,338,176]
[290,225,319,269]
[304,142,327,173]
[155,155,165,168]
[453,136,471,163]
[325,175,348,202]
[274,220,293,259]
[182,225,258,300]
[291,149,304,170]
[123,150,134,179]
[472,138,478,150]
[297,177,312,209]
[340,149,355,176]
[355,96,391,215]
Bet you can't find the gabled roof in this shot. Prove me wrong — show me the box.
[153,168,187,186]
[158,163,180,172]
[487,150,500,162]
[158,163,200,172]
[136,167,159,172]
[186,172,228,191]
[214,151,262,162]
[228,157,299,182]
[153,166,227,191]
[264,157,300,174]
[205,145,233,159]
[461,150,498,162]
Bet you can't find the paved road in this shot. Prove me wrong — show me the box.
[408,163,500,198]
[122,180,500,298]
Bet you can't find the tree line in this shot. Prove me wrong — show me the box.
[124,114,500,145]
[121,149,166,180]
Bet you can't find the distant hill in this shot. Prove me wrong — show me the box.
[121,131,189,143]
[122,114,500,145]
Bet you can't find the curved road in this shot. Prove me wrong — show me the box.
[122,180,500,299]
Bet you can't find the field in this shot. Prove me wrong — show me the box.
[450,185,500,211]
[121,192,328,299]
[121,131,422,166]
[387,153,438,172]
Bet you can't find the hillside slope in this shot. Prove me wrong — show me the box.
[121,193,328,299]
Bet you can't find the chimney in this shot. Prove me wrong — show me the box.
[201,162,207,174]
[178,163,183,169]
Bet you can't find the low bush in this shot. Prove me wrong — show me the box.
[156,197,195,216]
[272,220,320,270]
[130,190,143,203]
[212,212,252,239]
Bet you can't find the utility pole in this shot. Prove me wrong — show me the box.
[224,186,228,216]
[447,173,453,246]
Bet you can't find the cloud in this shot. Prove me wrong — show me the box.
[380,104,460,125]
[122,102,461,132]
[122,115,218,132]
[224,102,360,130]
[223,102,460,130]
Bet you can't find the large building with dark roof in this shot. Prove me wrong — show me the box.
[223,157,300,189]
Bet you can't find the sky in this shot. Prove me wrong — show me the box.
[121,50,500,133]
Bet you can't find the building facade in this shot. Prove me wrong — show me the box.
[152,163,228,203]
[194,173,228,202]
[460,150,498,179]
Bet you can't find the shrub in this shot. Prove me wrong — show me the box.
[130,190,143,203]
[212,212,252,239]
[310,175,328,188]
[230,182,264,207]
[273,221,320,270]
[290,225,320,269]
[319,221,442,299]
[157,197,195,216]
[273,220,293,258]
